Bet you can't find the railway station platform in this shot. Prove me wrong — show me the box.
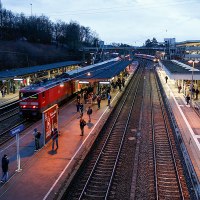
[0,92,19,107]
[157,66,200,195]
[0,65,136,200]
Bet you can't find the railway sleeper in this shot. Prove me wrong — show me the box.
[98,161,115,169]
[88,179,108,185]
[84,193,105,199]
[86,187,107,194]
[93,172,112,177]
[158,189,181,196]
[159,183,179,189]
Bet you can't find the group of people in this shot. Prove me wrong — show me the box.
[111,77,125,92]
[0,84,16,98]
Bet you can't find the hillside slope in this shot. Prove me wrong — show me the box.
[0,40,82,71]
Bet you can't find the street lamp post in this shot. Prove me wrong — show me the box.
[188,59,199,105]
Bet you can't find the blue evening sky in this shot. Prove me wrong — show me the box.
[2,0,200,46]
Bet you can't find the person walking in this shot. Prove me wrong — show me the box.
[1,154,9,183]
[97,95,101,109]
[87,106,93,122]
[107,93,111,106]
[52,128,59,151]
[165,76,168,83]
[33,128,41,151]
[80,118,86,136]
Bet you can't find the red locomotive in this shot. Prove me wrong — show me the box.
[19,76,76,117]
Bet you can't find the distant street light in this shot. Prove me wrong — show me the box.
[30,3,32,16]
[188,59,199,105]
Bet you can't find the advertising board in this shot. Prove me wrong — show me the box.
[42,104,58,144]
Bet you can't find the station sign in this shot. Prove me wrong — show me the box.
[42,104,58,144]
[10,124,24,136]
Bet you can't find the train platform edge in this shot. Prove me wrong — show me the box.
[0,65,137,200]
[157,66,200,195]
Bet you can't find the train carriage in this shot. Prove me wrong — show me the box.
[19,77,74,117]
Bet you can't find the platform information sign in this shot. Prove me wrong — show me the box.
[42,104,58,144]
[10,124,24,172]
[10,124,24,136]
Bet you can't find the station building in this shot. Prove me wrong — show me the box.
[175,40,200,61]
[0,61,81,94]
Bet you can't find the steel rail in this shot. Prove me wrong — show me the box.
[78,66,143,200]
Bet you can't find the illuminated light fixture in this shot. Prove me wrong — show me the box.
[60,82,64,87]
[14,78,23,81]
[99,81,110,84]
[87,72,91,76]
[32,106,37,109]
[79,81,89,84]
[22,105,26,108]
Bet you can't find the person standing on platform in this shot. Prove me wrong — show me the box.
[1,154,9,183]
[87,106,93,122]
[122,77,125,87]
[76,101,80,112]
[107,93,111,106]
[13,84,16,94]
[97,95,101,109]
[80,118,86,136]
[79,103,84,118]
[52,128,59,151]
[178,85,182,93]
[84,92,87,104]
[77,93,81,103]
[33,128,41,151]
[165,76,168,83]
[196,88,199,100]
[186,95,190,105]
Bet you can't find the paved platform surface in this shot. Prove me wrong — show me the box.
[157,67,200,185]
[0,66,136,200]
[0,92,19,107]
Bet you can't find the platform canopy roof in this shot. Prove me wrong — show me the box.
[0,61,81,80]
[160,60,200,80]
[71,60,132,81]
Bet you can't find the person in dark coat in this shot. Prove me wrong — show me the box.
[97,95,101,109]
[80,118,86,136]
[52,128,59,151]
[1,154,9,183]
[76,101,80,112]
[79,103,84,118]
[195,88,199,100]
[186,95,190,105]
[33,128,41,151]
[165,76,168,83]
[87,106,93,122]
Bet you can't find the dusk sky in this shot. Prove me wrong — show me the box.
[2,0,200,46]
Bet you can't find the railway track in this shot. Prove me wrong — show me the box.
[149,70,189,199]
[61,62,144,199]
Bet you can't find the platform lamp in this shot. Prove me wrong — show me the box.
[188,59,199,105]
